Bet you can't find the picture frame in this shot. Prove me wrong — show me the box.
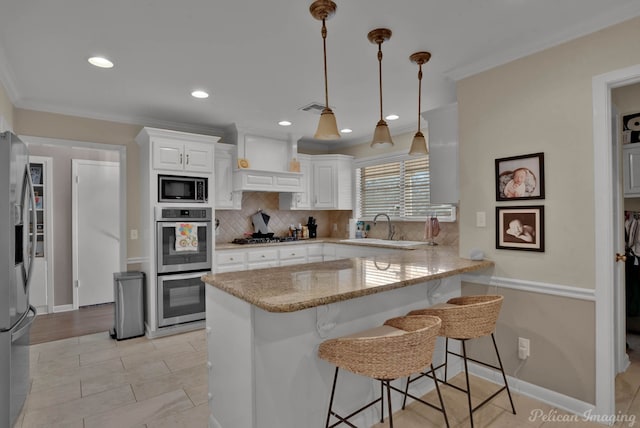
[496,205,544,252]
[495,152,544,201]
[30,164,42,185]
[622,111,640,144]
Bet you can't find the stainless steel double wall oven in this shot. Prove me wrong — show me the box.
[155,206,211,327]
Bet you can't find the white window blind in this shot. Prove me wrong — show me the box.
[356,155,455,221]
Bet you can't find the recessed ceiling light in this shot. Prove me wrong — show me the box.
[88,56,114,69]
[341,128,353,133]
[278,120,292,126]
[386,114,399,121]
[191,90,209,99]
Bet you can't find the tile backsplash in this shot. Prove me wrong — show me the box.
[215,191,458,247]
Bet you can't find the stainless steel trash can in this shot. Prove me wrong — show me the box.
[110,271,145,340]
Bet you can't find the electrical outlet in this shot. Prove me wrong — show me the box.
[130,229,138,240]
[518,337,530,360]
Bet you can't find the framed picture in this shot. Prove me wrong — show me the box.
[29,164,42,185]
[495,152,544,201]
[622,111,640,144]
[496,205,544,252]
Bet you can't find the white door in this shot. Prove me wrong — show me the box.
[72,160,120,307]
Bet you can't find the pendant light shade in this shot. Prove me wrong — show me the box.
[408,51,431,156]
[310,0,340,140]
[368,28,393,147]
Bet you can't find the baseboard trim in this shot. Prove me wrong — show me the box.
[468,362,595,418]
[461,273,596,301]
[52,304,75,313]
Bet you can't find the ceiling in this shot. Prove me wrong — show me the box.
[1,0,639,147]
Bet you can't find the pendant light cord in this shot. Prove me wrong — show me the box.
[377,42,383,121]
[417,64,423,133]
[322,19,329,109]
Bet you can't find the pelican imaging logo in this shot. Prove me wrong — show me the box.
[529,409,636,426]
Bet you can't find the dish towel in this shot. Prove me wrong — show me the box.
[175,223,198,252]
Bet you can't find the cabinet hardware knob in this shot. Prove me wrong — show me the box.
[179,153,183,164]
[186,154,190,165]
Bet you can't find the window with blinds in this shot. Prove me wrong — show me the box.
[356,156,455,221]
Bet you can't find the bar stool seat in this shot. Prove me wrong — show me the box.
[318,315,448,428]
[404,295,516,428]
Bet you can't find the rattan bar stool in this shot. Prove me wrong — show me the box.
[403,295,516,428]
[318,315,449,428]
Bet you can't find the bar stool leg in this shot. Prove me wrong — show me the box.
[443,337,449,381]
[430,363,450,428]
[380,380,384,423]
[492,333,516,415]
[461,340,474,428]
[385,380,394,428]
[325,367,339,428]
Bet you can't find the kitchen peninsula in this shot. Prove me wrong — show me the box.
[202,247,493,428]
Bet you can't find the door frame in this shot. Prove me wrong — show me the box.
[29,155,55,314]
[593,63,640,417]
[72,159,121,308]
[20,136,127,310]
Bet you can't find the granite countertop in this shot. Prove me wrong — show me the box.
[202,247,494,313]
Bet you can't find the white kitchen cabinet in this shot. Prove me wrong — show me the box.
[279,154,311,210]
[306,244,324,263]
[140,127,218,173]
[215,250,247,273]
[247,248,279,270]
[311,155,353,210]
[278,247,307,266]
[280,154,353,211]
[214,143,241,209]
[624,143,640,197]
[423,102,459,204]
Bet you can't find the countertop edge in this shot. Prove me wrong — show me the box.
[202,257,494,313]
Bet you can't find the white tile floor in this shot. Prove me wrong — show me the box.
[14,330,640,427]
[15,330,208,428]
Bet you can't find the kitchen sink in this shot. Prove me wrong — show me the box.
[339,238,426,247]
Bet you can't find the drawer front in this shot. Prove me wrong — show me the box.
[216,251,247,265]
[279,247,307,261]
[247,249,279,263]
[306,244,323,257]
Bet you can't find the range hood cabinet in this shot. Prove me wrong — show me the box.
[233,131,303,192]
[233,168,303,192]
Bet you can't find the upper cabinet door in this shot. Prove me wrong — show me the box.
[313,161,336,209]
[152,138,213,172]
[184,142,214,173]
[153,138,185,171]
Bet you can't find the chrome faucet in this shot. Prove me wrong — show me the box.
[373,213,395,240]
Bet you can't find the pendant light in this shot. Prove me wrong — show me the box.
[310,0,340,140]
[408,51,431,156]
[368,28,393,147]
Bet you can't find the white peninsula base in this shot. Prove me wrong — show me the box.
[205,276,463,428]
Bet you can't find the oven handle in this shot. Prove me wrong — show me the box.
[158,271,209,280]
[157,221,211,227]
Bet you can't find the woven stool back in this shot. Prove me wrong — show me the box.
[408,295,503,339]
[318,315,441,380]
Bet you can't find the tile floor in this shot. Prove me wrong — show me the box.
[13,331,640,427]
[15,330,209,428]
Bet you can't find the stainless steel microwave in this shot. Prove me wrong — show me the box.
[158,175,208,203]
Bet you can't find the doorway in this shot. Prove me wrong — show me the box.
[72,160,120,307]
[593,63,640,418]
[23,136,126,312]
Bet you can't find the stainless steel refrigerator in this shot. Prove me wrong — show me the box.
[0,131,37,428]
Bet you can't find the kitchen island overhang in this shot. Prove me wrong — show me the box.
[202,248,494,428]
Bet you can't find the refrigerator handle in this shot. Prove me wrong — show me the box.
[22,165,37,296]
[11,305,37,342]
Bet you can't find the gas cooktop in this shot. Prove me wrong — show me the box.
[231,237,298,245]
